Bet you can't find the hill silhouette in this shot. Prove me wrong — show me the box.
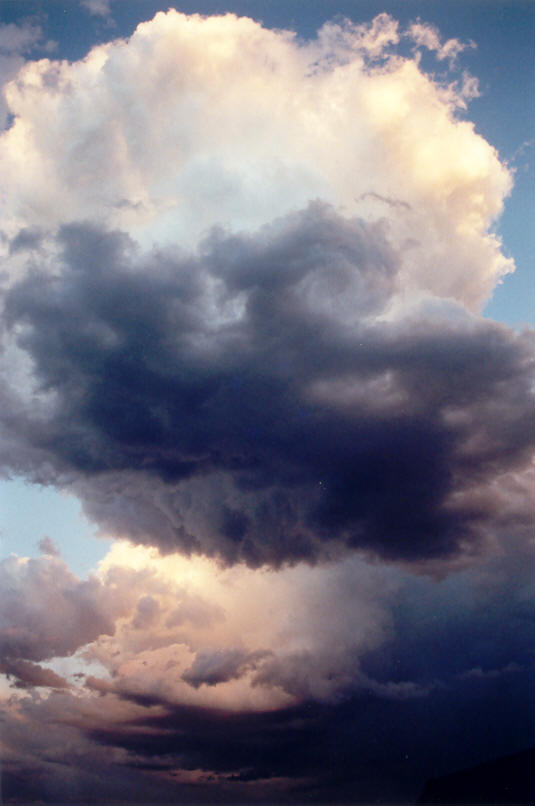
[417,748,535,804]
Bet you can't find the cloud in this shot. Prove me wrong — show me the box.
[38,535,60,556]
[0,553,128,662]
[74,541,396,710]
[0,11,511,305]
[182,648,270,688]
[3,642,533,803]
[3,210,535,569]
[457,661,523,681]
[0,22,43,56]
[34,535,530,713]
[0,657,70,689]
[0,10,524,574]
[8,226,43,254]
[407,21,473,66]
[0,21,52,130]
[1,9,533,804]
[1,536,534,802]
[81,0,112,19]
[0,23,42,130]
[0,10,526,571]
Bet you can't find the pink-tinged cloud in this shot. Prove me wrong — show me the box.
[0,553,135,662]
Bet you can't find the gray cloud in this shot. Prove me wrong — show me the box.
[38,535,60,556]
[3,203,535,567]
[0,657,70,689]
[182,648,271,688]
[0,554,117,661]
[131,594,160,629]
[9,226,43,254]
[0,22,43,56]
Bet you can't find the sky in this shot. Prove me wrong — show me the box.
[0,1,534,804]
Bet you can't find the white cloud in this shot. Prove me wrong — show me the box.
[81,0,112,18]
[76,541,400,709]
[407,21,473,66]
[0,539,400,711]
[0,22,47,129]
[0,11,512,307]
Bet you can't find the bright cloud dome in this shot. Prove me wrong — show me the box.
[1,11,512,306]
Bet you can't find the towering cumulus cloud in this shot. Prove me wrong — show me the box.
[1,9,534,804]
[4,208,535,567]
[0,10,525,568]
[1,11,511,300]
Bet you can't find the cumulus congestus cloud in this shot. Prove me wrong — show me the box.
[0,10,519,570]
[0,11,511,303]
[3,203,535,566]
[2,9,535,803]
[0,5,531,564]
[0,553,120,662]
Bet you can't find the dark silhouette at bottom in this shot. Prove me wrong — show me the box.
[417,748,535,804]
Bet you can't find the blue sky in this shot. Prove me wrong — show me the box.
[0,476,106,574]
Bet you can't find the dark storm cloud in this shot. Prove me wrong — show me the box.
[82,665,535,804]
[359,540,535,695]
[4,202,535,565]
